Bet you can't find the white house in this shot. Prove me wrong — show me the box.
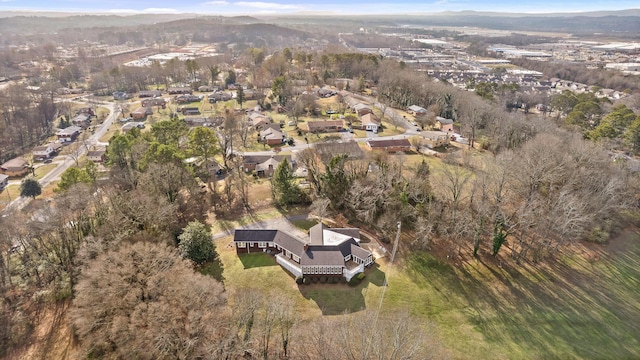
[32,143,60,160]
[360,113,381,132]
[56,126,82,143]
[0,174,8,190]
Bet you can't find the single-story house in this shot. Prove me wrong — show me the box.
[198,85,215,92]
[352,103,373,116]
[56,126,82,143]
[435,117,454,132]
[181,107,200,115]
[87,148,106,163]
[138,90,162,98]
[307,120,343,133]
[141,98,166,108]
[242,155,294,177]
[208,92,233,102]
[259,127,285,145]
[408,105,427,115]
[233,223,374,281]
[184,157,221,177]
[71,113,91,128]
[167,87,192,95]
[113,91,132,100]
[32,143,61,160]
[360,113,381,132]
[1,157,29,177]
[419,130,450,149]
[366,138,412,152]
[0,174,8,190]
[315,87,337,98]
[131,107,152,120]
[250,113,271,130]
[175,94,202,104]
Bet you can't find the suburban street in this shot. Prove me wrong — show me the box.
[1,99,117,215]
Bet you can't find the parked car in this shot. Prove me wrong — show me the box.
[44,158,53,164]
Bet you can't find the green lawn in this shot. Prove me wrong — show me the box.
[215,221,640,359]
[34,164,57,179]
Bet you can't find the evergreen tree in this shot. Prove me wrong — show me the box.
[20,177,41,198]
[178,221,215,265]
[271,159,305,206]
[237,86,245,109]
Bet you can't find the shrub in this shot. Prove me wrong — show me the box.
[331,277,339,284]
[348,272,366,286]
[319,276,327,283]
[311,277,318,283]
[295,276,304,285]
[302,277,310,285]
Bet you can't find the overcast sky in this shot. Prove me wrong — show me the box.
[0,0,637,15]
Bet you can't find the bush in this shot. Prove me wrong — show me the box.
[302,277,310,285]
[295,276,304,285]
[319,276,327,283]
[331,277,339,284]
[348,272,366,286]
[311,277,318,283]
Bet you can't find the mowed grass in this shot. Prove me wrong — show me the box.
[34,164,57,179]
[216,219,640,359]
[215,236,389,319]
[383,232,640,359]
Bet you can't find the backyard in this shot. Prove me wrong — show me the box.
[213,219,640,359]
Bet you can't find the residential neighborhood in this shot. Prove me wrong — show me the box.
[0,6,639,360]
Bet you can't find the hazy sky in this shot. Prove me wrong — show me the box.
[0,0,637,14]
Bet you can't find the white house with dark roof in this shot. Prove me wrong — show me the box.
[234,223,373,281]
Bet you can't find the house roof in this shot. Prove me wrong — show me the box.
[367,139,411,148]
[243,155,292,166]
[0,174,8,182]
[87,149,106,158]
[408,105,427,112]
[1,157,28,169]
[260,127,284,140]
[234,229,278,242]
[307,120,343,132]
[33,145,51,152]
[300,246,345,266]
[72,113,91,122]
[353,103,370,111]
[361,113,380,126]
[436,117,454,125]
[131,107,147,114]
[351,243,371,260]
[255,157,282,172]
[56,126,82,136]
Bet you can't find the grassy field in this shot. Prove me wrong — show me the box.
[214,220,640,359]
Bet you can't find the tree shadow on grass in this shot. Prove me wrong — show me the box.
[405,235,640,359]
[298,265,386,316]
[238,253,278,269]
[199,258,225,282]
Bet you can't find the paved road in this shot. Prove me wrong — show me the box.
[1,100,117,216]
